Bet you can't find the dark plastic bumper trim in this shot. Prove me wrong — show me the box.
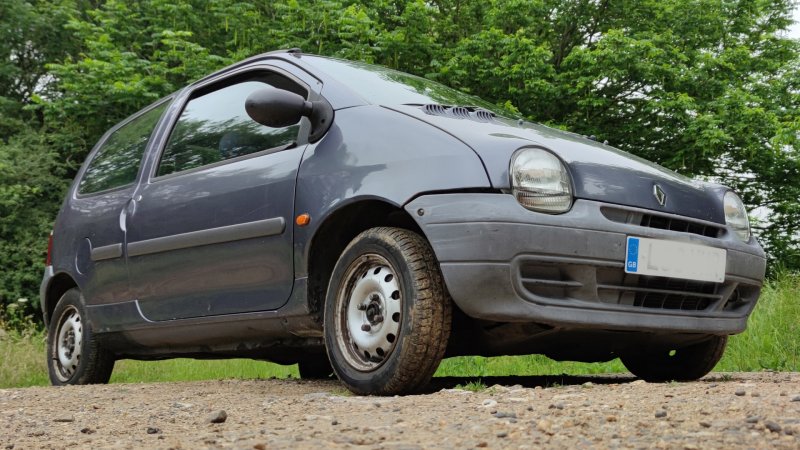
[127,217,285,257]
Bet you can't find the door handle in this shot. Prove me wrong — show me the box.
[120,198,137,231]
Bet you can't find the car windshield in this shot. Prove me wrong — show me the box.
[306,56,513,117]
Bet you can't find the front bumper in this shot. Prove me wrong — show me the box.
[406,194,766,335]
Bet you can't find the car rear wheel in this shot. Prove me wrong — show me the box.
[324,227,451,395]
[621,336,728,382]
[47,288,115,385]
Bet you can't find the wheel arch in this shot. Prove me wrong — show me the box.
[304,197,425,317]
[43,272,78,327]
[293,104,491,320]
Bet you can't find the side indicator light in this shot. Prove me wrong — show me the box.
[296,213,311,227]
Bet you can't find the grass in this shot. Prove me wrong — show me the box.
[716,273,800,371]
[0,331,49,388]
[0,333,299,389]
[0,333,299,388]
[1,273,797,389]
[110,358,297,383]
[436,354,626,377]
[454,379,488,392]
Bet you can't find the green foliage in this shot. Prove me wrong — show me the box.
[0,299,41,333]
[0,0,77,130]
[44,0,235,141]
[717,272,800,371]
[0,0,798,321]
[0,131,69,318]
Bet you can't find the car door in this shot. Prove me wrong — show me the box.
[68,100,170,306]
[126,67,311,321]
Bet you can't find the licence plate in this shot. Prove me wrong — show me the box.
[625,237,726,283]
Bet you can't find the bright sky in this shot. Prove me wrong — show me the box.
[788,4,800,39]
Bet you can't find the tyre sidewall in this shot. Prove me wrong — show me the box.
[324,233,421,393]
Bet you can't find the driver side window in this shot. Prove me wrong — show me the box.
[157,73,307,177]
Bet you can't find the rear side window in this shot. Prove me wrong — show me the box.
[156,72,307,177]
[78,102,168,195]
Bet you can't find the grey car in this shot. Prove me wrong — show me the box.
[41,50,766,395]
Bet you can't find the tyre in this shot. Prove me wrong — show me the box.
[298,357,334,379]
[47,288,115,385]
[324,227,452,395]
[621,336,728,382]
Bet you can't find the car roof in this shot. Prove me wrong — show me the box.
[190,49,302,86]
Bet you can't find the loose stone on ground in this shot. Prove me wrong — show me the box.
[0,373,799,449]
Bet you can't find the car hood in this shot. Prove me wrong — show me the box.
[386,105,727,224]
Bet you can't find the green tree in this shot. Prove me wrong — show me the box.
[0,0,79,136]
[0,131,68,313]
[0,0,798,322]
[440,0,800,269]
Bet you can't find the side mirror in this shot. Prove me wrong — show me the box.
[245,88,311,128]
[245,87,334,143]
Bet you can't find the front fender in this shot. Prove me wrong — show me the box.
[292,105,491,277]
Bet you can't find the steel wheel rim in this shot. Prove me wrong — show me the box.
[53,306,83,381]
[335,253,402,372]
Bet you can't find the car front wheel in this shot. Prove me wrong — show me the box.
[621,336,728,382]
[324,227,452,395]
[47,288,115,385]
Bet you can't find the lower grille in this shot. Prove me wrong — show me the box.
[723,285,760,312]
[633,293,710,310]
[599,276,720,311]
[516,260,757,314]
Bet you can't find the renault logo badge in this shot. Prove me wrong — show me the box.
[653,184,667,206]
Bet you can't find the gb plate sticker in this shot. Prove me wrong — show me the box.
[626,237,639,273]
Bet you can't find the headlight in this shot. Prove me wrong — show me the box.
[723,191,750,242]
[511,148,572,213]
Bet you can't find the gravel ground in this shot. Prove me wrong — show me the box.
[2,372,799,449]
